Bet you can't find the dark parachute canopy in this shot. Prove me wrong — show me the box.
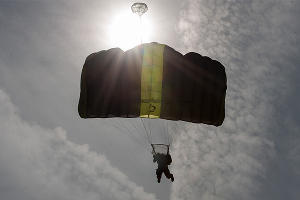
[78,42,227,126]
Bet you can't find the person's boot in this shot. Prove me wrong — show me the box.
[170,175,174,182]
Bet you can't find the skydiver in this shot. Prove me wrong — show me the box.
[153,151,174,183]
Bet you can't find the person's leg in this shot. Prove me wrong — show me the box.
[156,169,162,183]
[170,173,174,182]
[164,168,174,182]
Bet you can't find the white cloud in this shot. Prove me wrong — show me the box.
[171,0,300,200]
[0,89,157,200]
[171,125,275,200]
[1,0,299,199]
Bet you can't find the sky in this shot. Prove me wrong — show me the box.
[0,0,300,200]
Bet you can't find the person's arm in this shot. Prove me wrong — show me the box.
[153,154,157,163]
[167,155,172,165]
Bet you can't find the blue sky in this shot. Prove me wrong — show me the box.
[0,0,299,200]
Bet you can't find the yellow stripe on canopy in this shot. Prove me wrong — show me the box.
[140,43,165,118]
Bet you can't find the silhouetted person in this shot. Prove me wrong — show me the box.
[153,152,174,183]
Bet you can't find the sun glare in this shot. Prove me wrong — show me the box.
[108,11,152,51]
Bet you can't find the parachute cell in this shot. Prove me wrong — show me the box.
[78,42,227,126]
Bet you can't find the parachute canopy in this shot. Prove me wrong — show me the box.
[131,2,148,16]
[78,42,227,126]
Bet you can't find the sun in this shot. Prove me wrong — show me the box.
[108,11,152,51]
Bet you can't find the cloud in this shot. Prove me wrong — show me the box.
[1,0,299,199]
[0,89,157,200]
[171,0,300,200]
[0,2,171,198]
[287,125,300,176]
[171,125,274,200]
